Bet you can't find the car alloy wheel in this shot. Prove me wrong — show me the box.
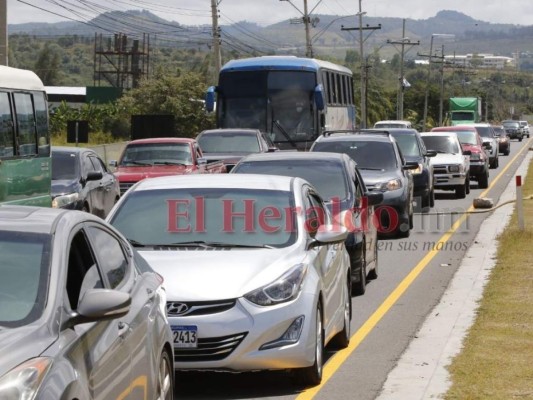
[332,277,351,349]
[294,305,324,387]
[157,350,173,400]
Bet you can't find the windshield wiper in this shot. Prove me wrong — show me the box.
[358,167,384,171]
[167,241,275,249]
[127,238,146,247]
[153,161,188,166]
[123,161,152,166]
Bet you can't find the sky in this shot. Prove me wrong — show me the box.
[6,0,533,27]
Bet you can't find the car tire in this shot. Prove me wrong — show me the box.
[367,243,378,280]
[504,147,510,156]
[519,137,523,142]
[478,171,489,189]
[352,248,366,296]
[456,184,466,199]
[157,350,173,400]
[82,203,90,213]
[331,278,351,349]
[293,305,324,387]
[421,192,431,212]
[465,174,470,195]
[429,188,435,208]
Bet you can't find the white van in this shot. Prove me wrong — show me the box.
[374,120,412,129]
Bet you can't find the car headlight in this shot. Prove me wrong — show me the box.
[0,357,52,400]
[449,164,462,173]
[52,192,79,208]
[470,153,481,161]
[244,264,307,306]
[411,163,423,175]
[376,178,402,192]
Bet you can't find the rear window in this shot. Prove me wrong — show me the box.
[52,151,78,180]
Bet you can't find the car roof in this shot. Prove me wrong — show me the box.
[0,205,67,234]
[432,125,477,132]
[127,137,196,144]
[237,151,349,163]
[52,146,94,154]
[316,132,395,143]
[374,120,411,125]
[420,131,459,137]
[127,173,300,192]
[366,128,418,135]
[199,128,261,136]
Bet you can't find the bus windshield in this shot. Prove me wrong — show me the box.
[218,70,316,143]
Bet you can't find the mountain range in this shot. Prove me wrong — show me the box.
[8,10,533,59]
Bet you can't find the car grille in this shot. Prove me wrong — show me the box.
[174,332,248,362]
[433,165,450,174]
[119,182,135,195]
[167,299,236,317]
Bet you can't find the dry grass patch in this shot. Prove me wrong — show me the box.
[445,162,533,399]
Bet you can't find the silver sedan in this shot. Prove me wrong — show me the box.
[107,174,351,387]
[0,206,173,400]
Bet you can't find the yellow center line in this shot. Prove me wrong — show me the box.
[296,140,531,400]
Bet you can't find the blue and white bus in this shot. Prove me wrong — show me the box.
[206,56,356,150]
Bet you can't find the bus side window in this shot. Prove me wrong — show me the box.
[0,92,14,158]
[13,93,37,156]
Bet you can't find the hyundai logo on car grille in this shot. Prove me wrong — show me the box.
[167,302,189,315]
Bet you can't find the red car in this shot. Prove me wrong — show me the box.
[431,126,490,189]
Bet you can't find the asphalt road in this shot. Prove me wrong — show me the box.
[173,137,532,400]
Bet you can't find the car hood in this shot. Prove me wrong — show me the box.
[430,153,464,165]
[115,165,195,181]
[51,179,80,197]
[358,169,398,186]
[460,143,483,154]
[0,324,56,376]
[138,247,304,301]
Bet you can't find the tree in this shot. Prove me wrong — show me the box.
[34,43,61,85]
[117,69,215,137]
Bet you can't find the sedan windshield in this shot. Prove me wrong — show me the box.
[454,131,477,145]
[52,151,78,180]
[110,188,297,248]
[120,143,192,166]
[0,231,50,327]
[421,136,461,154]
[198,133,260,153]
[233,159,348,201]
[390,134,421,157]
[313,140,398,171]
[475,126,493,138]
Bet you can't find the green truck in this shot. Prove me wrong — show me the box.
[449,97,482,125]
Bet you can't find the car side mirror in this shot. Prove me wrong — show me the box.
[86,171,103,182]
[205,86,217,113]
[267,146,278,152]
[364,192,383,206]
[482,142,492,150]
[425,150,437,157]
[308,225,348,249]
[314,84,325,111]
[109,160,118,168]
[403,161,419,170]
[69,289,131,327]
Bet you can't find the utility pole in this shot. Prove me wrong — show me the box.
[0,0,7,65]
[211,0,222,82]
[387,19,419,120]
[341,2,380,128]
[280,0,321,58]
[421,33,454,130]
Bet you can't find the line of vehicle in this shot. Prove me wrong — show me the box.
[296,140,531,400]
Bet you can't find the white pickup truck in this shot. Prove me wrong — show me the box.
[420,132,471,199]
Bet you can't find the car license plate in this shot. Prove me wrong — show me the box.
[172,325,198,348]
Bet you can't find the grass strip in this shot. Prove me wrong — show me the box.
[445,161,533,399]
